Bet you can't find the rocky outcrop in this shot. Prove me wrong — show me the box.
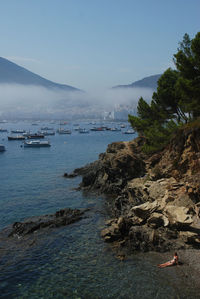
[8,208,86,237]
[0,208,88,258]
[76,138,147,195]
[77,127,200,252]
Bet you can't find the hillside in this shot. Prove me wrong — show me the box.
[113,74,161,90]
[0,57,80,91]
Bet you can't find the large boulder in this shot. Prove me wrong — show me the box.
[131,201,160,220]
[163,205,194,228]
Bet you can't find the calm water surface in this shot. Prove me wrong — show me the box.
[0,120,198,298]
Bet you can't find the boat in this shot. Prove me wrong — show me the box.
[90,127,105,131]
[0,144,6,151]
[120,124,126,128]
[110,127,121,132]
[57,128,71,134]
[74,126,81,131]
[123,130,135,134]
[0,128,8,132]
[27,133,45,139]
[40,127,54,130]
[11,129,26,133]
[79,128,89,133]
[8,135,26,140]
[39,131,55,136]
[24,140,51,147]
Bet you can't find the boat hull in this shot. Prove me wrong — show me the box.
[8,136,25,140]
[24,140,51,147]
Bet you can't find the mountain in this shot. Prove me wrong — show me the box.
[0,57,80,91]
[113,74,161,90]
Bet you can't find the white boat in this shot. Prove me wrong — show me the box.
[110,127,121,132]
[39,130,55,136]
[123,130,135,134]
[57,128,71,134]
[0,144,6,151]
[11,129,26,133]
[8,135,26,140]
[24,140,51,147]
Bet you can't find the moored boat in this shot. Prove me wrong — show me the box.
[24,140,51,147]
[40,127,54,130]
[57,128,71,134]
[110,127,121,132]
[8,135,26,140]
[39,130,55,136]
[11,129,26,133]
[27,133,45,139]
[79,128,89,133]
[0,128,8,132]
[90,127,105,131]
[123,130,135,134]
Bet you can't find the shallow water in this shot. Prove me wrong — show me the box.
[0,120,198,298]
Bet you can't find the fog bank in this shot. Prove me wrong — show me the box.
[0,84,154,119]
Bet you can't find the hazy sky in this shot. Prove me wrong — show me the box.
[0,0,199,92]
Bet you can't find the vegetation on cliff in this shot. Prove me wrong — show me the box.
[128,31,200,153]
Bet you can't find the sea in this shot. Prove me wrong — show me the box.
[0,120,198,299]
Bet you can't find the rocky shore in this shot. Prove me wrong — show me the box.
[68,127,200,253]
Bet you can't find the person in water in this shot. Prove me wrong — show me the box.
[157,252,178,268]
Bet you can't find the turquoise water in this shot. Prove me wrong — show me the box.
[0,121,198,298]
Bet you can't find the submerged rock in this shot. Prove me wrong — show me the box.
[8,208,86,237]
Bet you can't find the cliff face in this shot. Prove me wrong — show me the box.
[78,127,200,253]
[147,127,200,180]
[79,138,147,195]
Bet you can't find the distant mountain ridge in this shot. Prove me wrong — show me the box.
[113,74,161,90]
[0,57,80,91]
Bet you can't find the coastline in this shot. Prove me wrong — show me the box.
[71,129,200,255]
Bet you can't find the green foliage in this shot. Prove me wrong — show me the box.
[142,120,179,153]
[137,97,152,119]
[128,31,200,153]
[174,32,200,118]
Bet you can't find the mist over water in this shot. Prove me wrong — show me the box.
[0,83,153,119]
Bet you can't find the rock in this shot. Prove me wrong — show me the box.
[127,177,177,206]
[72,127,200,252]
[63,172,77,178]
[128,225,168,252]
[147,212,169,228]
[131,201,159,220]
[82,171,97,187]
[164,205,194,227]
[9,208,86,237]
[179,231,200,245]
[130,216,145,226]
[101,224,121,242]
[79,138,147,194]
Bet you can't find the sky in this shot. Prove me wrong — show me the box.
[0,0,200,93]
